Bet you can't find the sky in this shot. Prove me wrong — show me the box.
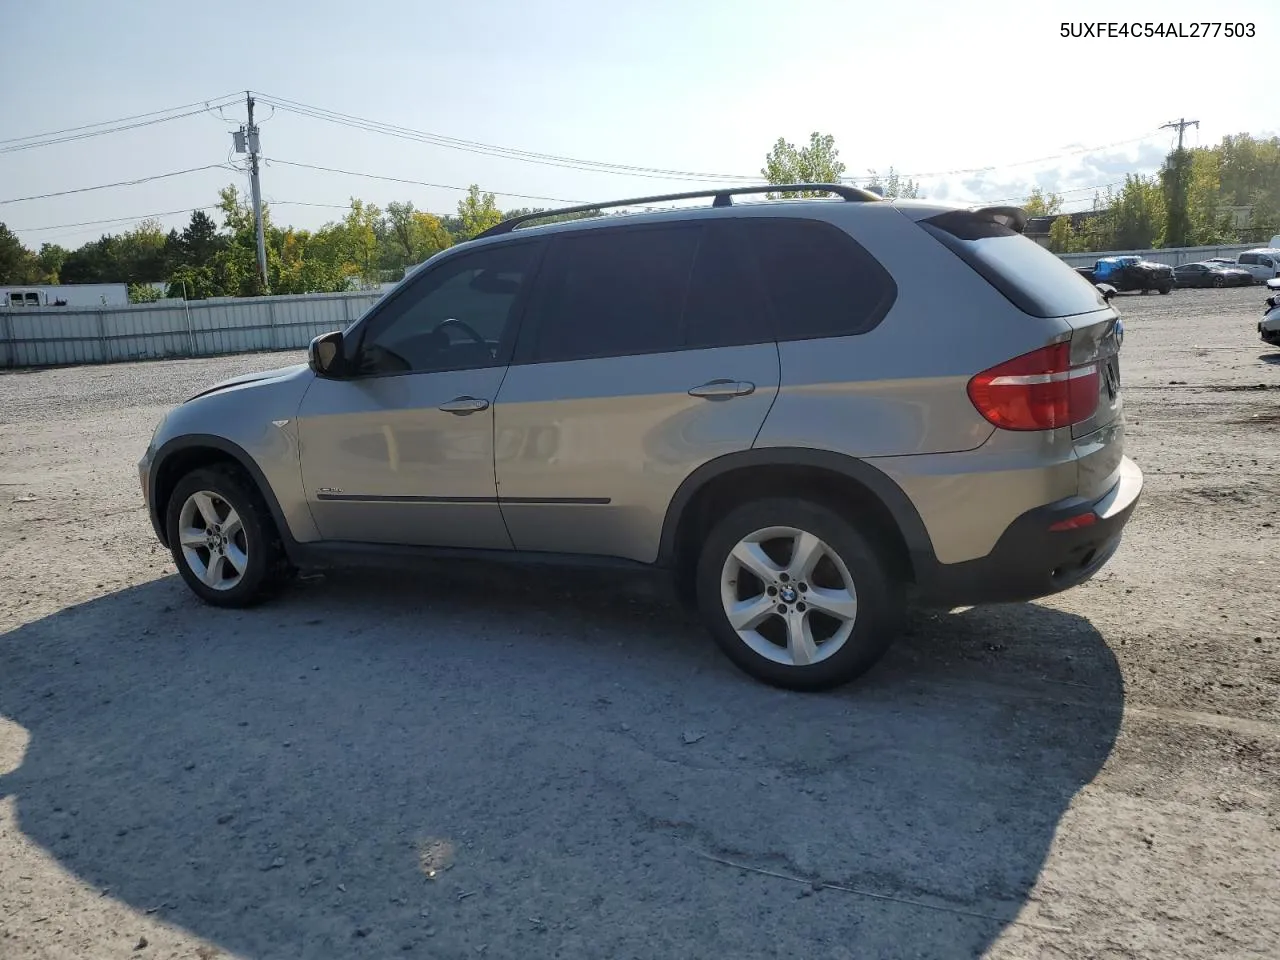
[2,0,1277,251]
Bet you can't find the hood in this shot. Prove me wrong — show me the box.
[185,363,309,403]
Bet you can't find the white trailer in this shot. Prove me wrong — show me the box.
[1,283,130,309]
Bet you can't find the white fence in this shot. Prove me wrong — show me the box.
[0,291,384,369]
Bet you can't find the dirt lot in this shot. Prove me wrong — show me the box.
[1,286,1277,960]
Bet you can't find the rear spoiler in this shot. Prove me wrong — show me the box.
[970,205,1028,234]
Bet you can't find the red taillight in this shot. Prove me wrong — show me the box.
[967,342,1099,431]
[1048,512,1097,532]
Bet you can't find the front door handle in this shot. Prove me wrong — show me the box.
[438,396,490,415]
[688,379,756,401]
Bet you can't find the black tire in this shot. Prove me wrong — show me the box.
[1213,275,1226,288]
[695,497,904,691]
[165,464,285,608]
[1158,284,1172,295]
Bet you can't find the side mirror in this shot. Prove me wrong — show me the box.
[308,330,346,378]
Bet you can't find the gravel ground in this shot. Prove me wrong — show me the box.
[1,285,1278,960]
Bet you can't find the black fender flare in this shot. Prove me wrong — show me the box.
[148,434,297,552]
[656,447,939,577]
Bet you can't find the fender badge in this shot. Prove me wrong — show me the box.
[272,419,290,428]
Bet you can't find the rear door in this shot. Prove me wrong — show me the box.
[492,219,780,564]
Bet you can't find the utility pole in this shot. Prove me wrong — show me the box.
[233,92,270,294]
[1160,118,1200,249]
[1161,118,1199,152]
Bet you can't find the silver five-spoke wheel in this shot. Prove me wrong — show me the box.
[177,490,248,591]
[720,525,859,667]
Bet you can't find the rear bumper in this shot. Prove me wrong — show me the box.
[916,455,1143,607]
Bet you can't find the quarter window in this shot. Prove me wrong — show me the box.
[741,219,897,339]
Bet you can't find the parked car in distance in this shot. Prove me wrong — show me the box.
[1075,255,1174,294]
[1205,257,1238,266]
[1234,249,1280,283]
[138,186,1143,692]
[1173,261,1255,288]
[1261,278,1280,347]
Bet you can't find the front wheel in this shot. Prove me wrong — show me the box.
[695,498,904,691]
[165,465,284,607]
[1158,284,1172,295]
[1213,275,1226,288]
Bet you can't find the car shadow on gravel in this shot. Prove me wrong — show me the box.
[0,568,1123,960]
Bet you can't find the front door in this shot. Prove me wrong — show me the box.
[297,239,543,547]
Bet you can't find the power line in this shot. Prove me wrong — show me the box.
[0,94,241,145]
[981,180,1127,206]
[0,95,243,155]
[879,133,1163,182]
[0,164,235,205]
[263,157,587,204]
[10,206,219,233]
[253,92,760,183]
[255,91,1166,187]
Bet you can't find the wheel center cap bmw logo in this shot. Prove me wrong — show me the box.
[780,586,798,603]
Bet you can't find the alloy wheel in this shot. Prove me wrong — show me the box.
[177,490,248,591]
[719,525,858,667]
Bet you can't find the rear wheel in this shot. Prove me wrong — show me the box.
[1158,284,1172,295]
[695,498,903,691]
[165,465,285,607]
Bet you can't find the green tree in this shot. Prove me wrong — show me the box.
[1160,148,1193,248]
[0,223,41,284]
[338,198,383,287]
[1022,188,1064,217]
[384,201,453,272]
[36,243,68,283]
[1047,215,1074,253]
[128,283,163,303]
[866,167,921,199]
[172,210,226,267]
[456,185,503,240]
[762,133,847,198]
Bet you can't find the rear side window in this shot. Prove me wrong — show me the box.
[683,222,772,349]
[1239,254,1258,265]
[922,211,1108,318]
[527,225,699,363]
[741,219,896,340]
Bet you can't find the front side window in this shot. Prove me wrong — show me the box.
[354,241,539,376]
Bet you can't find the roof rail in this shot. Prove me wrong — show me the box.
[474,183,882,239]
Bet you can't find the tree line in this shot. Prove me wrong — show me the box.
[1022,133,1280,253]
[0,184,596,302]
[3,131,1276,300]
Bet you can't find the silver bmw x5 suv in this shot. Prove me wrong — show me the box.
[138,183,1143,691]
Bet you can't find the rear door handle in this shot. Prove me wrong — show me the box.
[688,379,756,400]
[437,396,490,415]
